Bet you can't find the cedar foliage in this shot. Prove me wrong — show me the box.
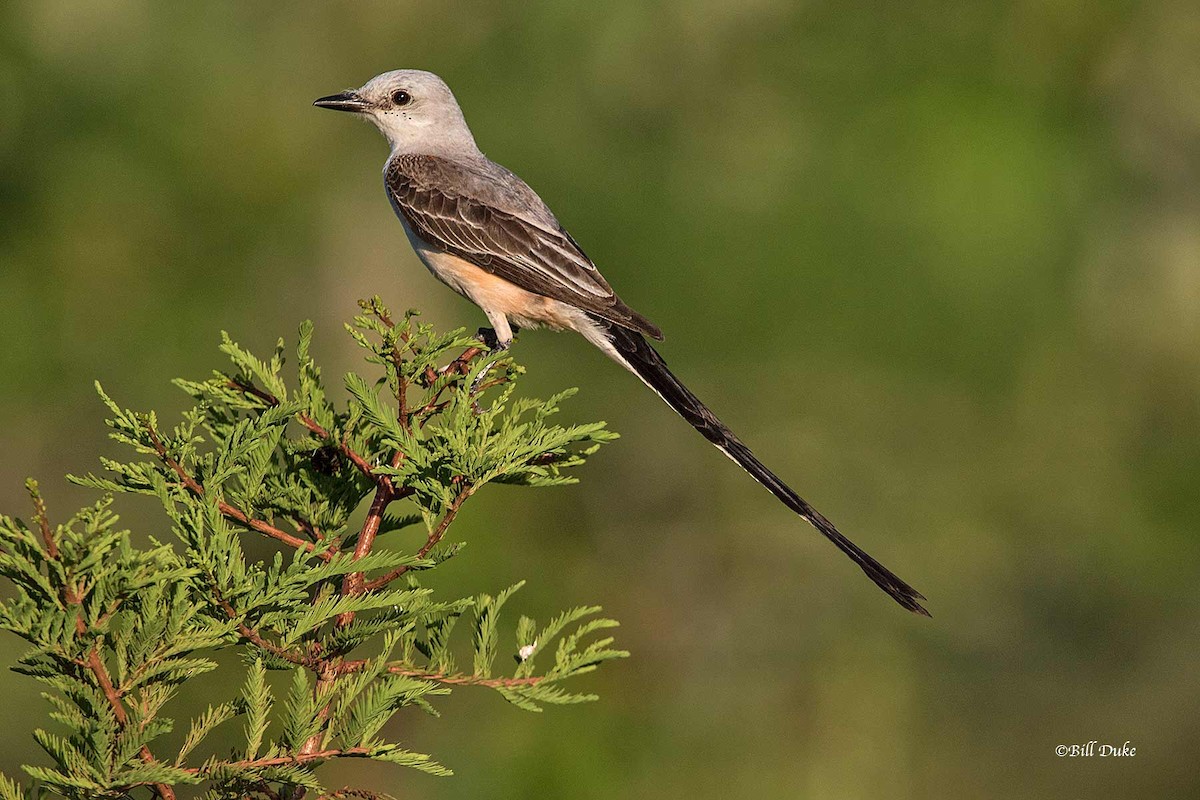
[0,299,626,799]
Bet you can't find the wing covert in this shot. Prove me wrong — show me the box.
[385,154,662,339]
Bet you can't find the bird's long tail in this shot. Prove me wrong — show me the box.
[588,317,929,616]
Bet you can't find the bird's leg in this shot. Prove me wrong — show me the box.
[476,309,514,351]
[470,332,510,397]
[470,314,515,406]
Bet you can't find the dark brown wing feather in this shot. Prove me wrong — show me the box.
[385,154,663,340]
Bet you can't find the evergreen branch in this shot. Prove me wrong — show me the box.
[25,480,57,560]
[291,515,324,543]
[0,306,622,799]
[202,746,372,772]
[37,498,179,800]
[212,591,318,669]
[253,748,370,770]
[225,377,378,482]
[296,666,340,764]
[337,489,390,620]
[81,646,180,800]
[415,347,493,420]
[383,667,542,689]
[336,461,419,622]
[369,308,412,434]
[363,490,469,591]
[146,424,329,559]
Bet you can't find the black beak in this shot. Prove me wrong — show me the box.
[313,91,370,112]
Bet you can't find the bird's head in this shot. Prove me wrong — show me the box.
[314,69,478,155]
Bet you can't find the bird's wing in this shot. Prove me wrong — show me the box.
[385,154,662,340]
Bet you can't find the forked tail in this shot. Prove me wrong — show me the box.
[591,318,929,616]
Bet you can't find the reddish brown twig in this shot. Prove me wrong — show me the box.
[290,515,324,543]
[364,492,467,591]
[305,421,376,480]
[217,502,322,555]
[362,304,415,434]
[83,646,177,799]
[334,487,393,628]
[146,425,328,559]
[444,346,486,376]
[329,655,544,687]
[296,664,340,766]
[417,370,504,420]
[384,666,543,689]
[225,379,378,480]
[41,493,177,800]
[211,591,318,669]
[347,489,391,582]
[226,378,277,408]
[217,322,489,800]
[27,483,58,560]
[334,459,417,627]
[419,343,489,389]
[187,746,372,775]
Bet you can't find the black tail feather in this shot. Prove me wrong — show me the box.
[600,320,929,616]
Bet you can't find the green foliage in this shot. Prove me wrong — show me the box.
[0,300,626,800]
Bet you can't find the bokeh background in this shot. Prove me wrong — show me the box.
[2,2,1198,798]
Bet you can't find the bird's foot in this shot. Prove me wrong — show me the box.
[475,327,506,352]
[475,325,517,352]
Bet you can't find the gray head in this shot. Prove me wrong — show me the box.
[314,69,480,156]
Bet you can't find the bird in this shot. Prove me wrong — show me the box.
[314,70,929,616]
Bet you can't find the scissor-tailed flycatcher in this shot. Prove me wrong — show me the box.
[315,70,928,615]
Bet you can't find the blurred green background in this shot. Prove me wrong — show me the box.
[2,1,1198,798]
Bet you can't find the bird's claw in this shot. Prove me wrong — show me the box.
[476,327,502,350]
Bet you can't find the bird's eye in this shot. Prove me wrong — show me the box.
[391,90,412,106]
